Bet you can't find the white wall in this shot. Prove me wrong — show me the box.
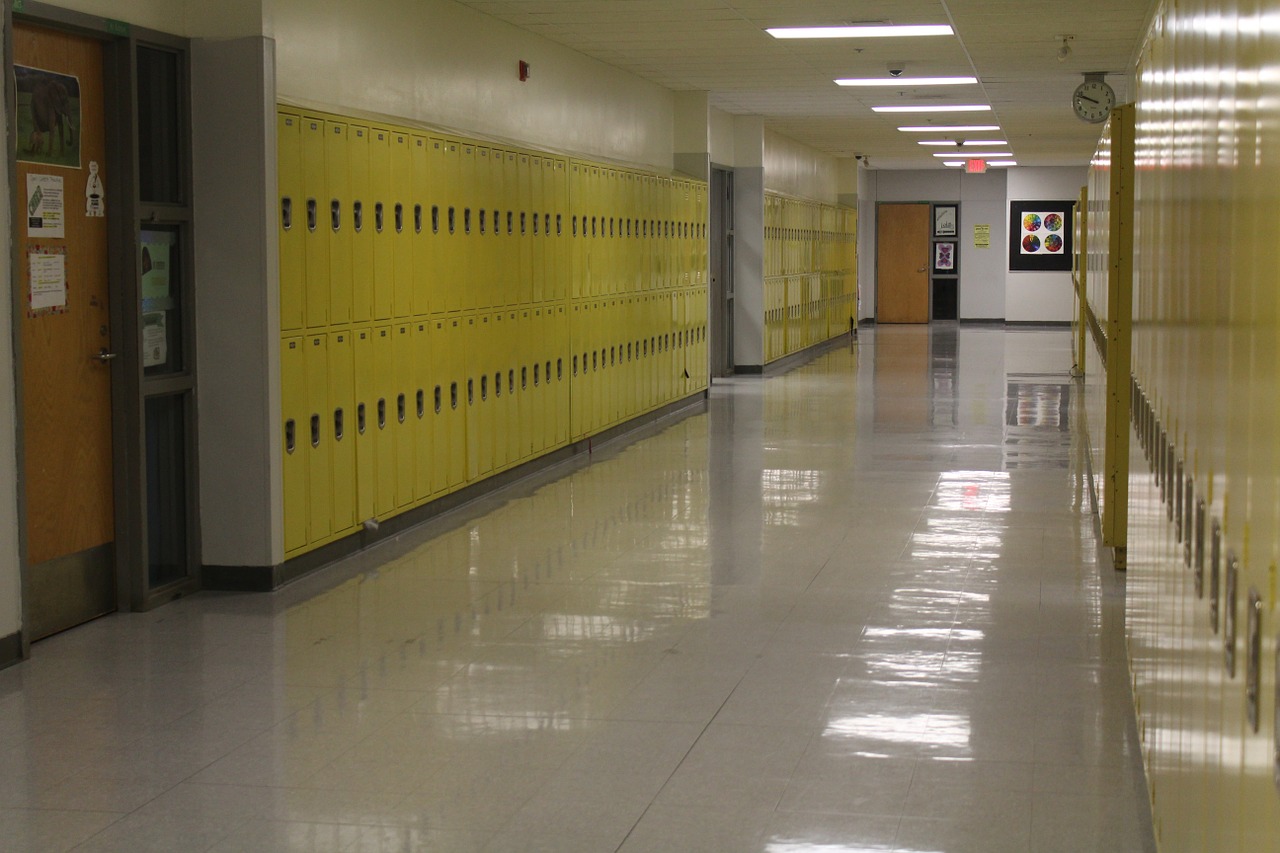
[34,0,262,37]
[859,166,1085,323]
[0,34,19,643]
[709,107,735,167]
[264,0,676,170]
[763,129,838,204]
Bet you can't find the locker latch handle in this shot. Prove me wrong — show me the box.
[358,403,366,435]
[397,393,406,423]
[435,386,442,414]
[1246,587,1262,732]
[306,198,317,232]
[354,201,364,232]
[282,197,293,230]
[331,200,341,232]
[417,390,425,419]
[1224,552,1239,677]
[467,380,474,405]
[310,414,321,448]
[334,408,344,441]
[375,202,385,233]
[377,398,387,429]
[451,382,458,409]
[395,203,404,234]
[415,205,423,234]
[285,419,296,454]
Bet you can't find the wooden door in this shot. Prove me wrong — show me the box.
[877,203,931,323]
[15,24,116,639]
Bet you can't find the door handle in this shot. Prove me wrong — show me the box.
[917,267,926,273]
[93,348,117,363]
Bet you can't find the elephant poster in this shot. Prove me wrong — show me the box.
[15,65,81,169]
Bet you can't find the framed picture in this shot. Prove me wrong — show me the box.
[933,241,957,274]
[934,204,957,237]
[1009,201,1074,271]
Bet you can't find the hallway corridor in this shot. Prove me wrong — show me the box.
[0,326,1154,852]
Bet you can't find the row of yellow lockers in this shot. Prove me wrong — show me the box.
[764,192,857,280]
[279,109,708,332]
[282,293,708,557]
[763,274,857,364]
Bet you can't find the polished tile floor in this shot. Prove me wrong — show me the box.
[0,325,1156,852]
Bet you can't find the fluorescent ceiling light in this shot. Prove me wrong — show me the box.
[836,76,976,87]
[898,125,1000,132]
[988,160,1018,166]
[918,140,1007,146]
[943,161,965,167]
[933,151,1010,157]
[873,105,991,113]
[767,24,953,39]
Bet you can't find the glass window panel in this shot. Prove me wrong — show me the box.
[145,394,189,589]
[141,226,183,376]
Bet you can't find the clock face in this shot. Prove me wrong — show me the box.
[1073,80,1115,123]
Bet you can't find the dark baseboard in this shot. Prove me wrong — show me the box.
[734,364,763,375]
[1004,319,1072,328]
[958,317,1005,325]
[0,631,22,670]
[203,391,709,593]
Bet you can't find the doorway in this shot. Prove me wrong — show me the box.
[876,203,931,324]
[13,15,199,642]
[709,167,733,377]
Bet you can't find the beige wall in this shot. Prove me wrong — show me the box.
[763,128,839,204]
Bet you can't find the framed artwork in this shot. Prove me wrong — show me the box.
[933,241,957,274]
[934,204,957,237]
[1009,201,1074,271]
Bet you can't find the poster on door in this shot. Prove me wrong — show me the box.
[26,173,65,238]
[27,246,68,316]
[15,65,82,169]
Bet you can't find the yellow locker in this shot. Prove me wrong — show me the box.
[516,309,536,459]
[278,113,305,332]
[531,156,546,304]
[552,159,569,303]
[459,144,479,313]
[411,136,433,317]
[370,128,393,320]
[412,320,437,499]
[429,138,458,315]
[519,154,535,306]
[301,117,330,328]
[432,316,468,493]
[501,151,521,307]
[326,121,353,327]
[475,146,495,310]
[569,162,584,300]
[543,158,558,303]
[304,333,332,543]
[475,313,496,476]
[281,336,308,553]
[390,132,414,319]
[552,304,569,446]
[494,311,516,469]
[568,304,583,439]
[537,308,554,449]
[350,126,374,324]
[393,323,416,507]
[490,147,510,307]
[461,315,481,481]
[328,330,357,536]
[352,327,377,523]
[372,325,397,514]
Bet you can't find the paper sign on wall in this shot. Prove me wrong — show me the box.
[26,173,64,238]
[974,224,991,248]
[142,311,167,368]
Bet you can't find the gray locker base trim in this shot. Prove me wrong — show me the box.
[203,390,711,593]
[0,632,21,671]
[741,332,856,379]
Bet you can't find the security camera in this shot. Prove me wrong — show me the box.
[854,154,867,161]
[888,64,905,77]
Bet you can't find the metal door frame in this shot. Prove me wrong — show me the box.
[709,166,733,377]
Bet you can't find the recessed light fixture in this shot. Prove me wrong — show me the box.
[836,76,976,86]
[918,139,1007,146]
[988,161,1018,166]
[873,105,992,113]
[943,161,965,167]
[898,125,1001,132]
[932,151,1011,158]
[767,24,954,39]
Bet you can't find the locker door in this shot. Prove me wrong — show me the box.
[278,112,304,332]
[549,307,566,445]
[413,321,437,499]
[569,162,584,300]
[569,304,583,438]
[517,309,534,458]
[431,318,466,493]
[430,138,457,315]
[329,330,357,535]
[411,136,432,317]
[326,121,353,327]
[372,325,397,513]
[461,315,481,481]
[552,159,569,302]
[350,126,374,323]
[353,327,377,522]
[475,146,495,310]
[459,144,479,313]
[281,336,308,553]
[518,154,534,306]
[370,128,393,320]
[305,334,332,543]
[391,132,414,319]
[502,151,521,307]
[493,311,513,470]
[530,156,546,304]
[474,313,495,477]
[393,323,416,507]
[531,307,549,451]
[302,117,329,328]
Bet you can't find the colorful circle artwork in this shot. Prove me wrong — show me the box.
[1023,213,1042,232]
[1045,234,1063,252]
[1023,235,1041,253]
[1044,213,1063,232]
